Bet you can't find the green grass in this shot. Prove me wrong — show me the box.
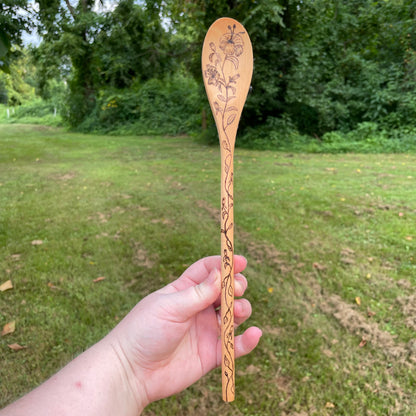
[1,124,416,415]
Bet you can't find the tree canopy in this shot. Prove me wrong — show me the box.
[0,0,33,73]
[3,0,416,140]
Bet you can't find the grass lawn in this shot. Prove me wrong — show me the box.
[1,124,416,415]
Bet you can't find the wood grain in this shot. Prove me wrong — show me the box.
[202,17,253,402]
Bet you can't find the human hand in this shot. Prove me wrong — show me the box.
[106,255,262,410]
[0,255,261,416]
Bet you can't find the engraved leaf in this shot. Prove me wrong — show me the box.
[227,114,236,126]
[209,53,215,63]
[209,42,216,52]
[225,154,232,170]
[225,106,238,112]
[214,101,222,115]
[222,140,231,153]
[217,94,227,102]
[229,74,240,83]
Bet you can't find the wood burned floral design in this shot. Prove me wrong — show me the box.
[203,24,245,137]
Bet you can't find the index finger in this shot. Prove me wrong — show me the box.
[163,255,247,293]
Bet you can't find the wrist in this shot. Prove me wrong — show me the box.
[0,338,148,416]
[102,337,149,415]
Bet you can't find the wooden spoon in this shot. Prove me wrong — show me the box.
[202,17,253,402]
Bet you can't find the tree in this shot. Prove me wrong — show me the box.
[285,0,416,134]
[164,0,287,131]
[4,0,416,139]
[94,0,174,89]
[32,0,176,127]
[32,0,105,125]
[0,49,35,105]
[0,0,32,73]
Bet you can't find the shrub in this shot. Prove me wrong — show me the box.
[238,115,300,150]
[74,72,201,135]
[318,123,416,153]
[0,99,63,126]
[13,99,55,118]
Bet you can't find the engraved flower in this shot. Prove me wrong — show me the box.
[219,25,244,57]
[204,64,221,87]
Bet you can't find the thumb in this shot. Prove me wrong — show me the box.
[167,268,221,322]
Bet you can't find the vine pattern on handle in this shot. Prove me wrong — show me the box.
[203,23,246,401]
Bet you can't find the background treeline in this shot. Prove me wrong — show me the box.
[2,0,416,151]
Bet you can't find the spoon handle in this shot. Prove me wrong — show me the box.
[220,129,235,402]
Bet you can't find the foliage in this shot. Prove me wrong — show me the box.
[30,0,177,128]
[0,100,62,126]
[73,71,200,135]
[95,0,175,88]
[166,0,416,136]
[238,115,300,150]
[285,0,416,135]
[0,48,35,106]
[13,99,57,120]
[315,123,416,153]
[235,120,416,154]
[164,0,287,130]
[3,0,416,147]
[0,0,32,73]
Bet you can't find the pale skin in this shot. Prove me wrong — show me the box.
[0,255,262,416]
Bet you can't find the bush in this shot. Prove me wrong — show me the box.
[216,116,416,153]
[238,115,300,150]
[14,99,55,118]
[0,99,63,127]
[318,123,416,153]
[74,72,201,135]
